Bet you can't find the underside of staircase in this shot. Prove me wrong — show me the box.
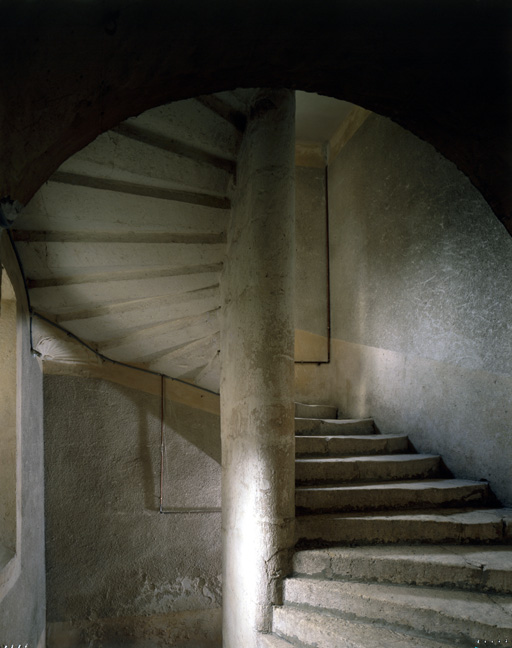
[12,91,247,391]
[8,86,512,647]
[261,403,512,648]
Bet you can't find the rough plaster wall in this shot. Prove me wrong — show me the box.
[295,113,512,506]
[295,166,328,361]
[0,295,17,553]
[44,374,221,647]
[0,247,45,646]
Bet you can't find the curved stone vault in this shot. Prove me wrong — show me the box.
[1,0,511,232]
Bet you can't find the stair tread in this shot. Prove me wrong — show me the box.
[297,433,408,440]
[295,544,512,566]
[296,478,488,492]
[296,479,490,514]
[296,434,411,459]
[297,507,512,520]
[295,417,373,424]
[295,403,338,420]
[295,418,376,436]
[286,575,512,622]
[295,507,512,544]
[296,453,439,464]
[283,577,512,641]
[296,454,442,486]
[258,633,296,648]
[293,545,512,593]
[272,606,458,648]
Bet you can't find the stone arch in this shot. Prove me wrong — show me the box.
[1,1,510,232]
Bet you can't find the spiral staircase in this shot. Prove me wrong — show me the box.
[260,403,512,648]
[12,91,246,391]
[9,91,512,647]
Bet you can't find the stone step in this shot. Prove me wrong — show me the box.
[294,402,338,420]
[18,240,226,277]
[283,577,512,644]
[271,606,456,648]
[295,508,512,546]
[295,433,410,457]
[257,633,296,648]
[295,454,442,485]
[295,418,375,436]
[293,545,512,594]
[125,96,242,161]
[296,479,490,513]
[55,288,221,340]
[28,269,221,311]
[59,126,232,197]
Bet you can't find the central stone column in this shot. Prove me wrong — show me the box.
[220,88,296,648]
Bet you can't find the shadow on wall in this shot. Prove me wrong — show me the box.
[164,397,221,466]
[137,402,156,511]
[86,377,222,512]
[44,374,222,647]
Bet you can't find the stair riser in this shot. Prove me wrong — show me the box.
[283,579,512,644]
[293,551,512,594]
[296,518,506,546]
[296,435,409,457]
[296,456,441,484]
[295,419,375,436]
[296,484,489,513]
[295,403,337,419]
[257,634,295,648]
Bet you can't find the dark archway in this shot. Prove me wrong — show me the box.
[1,0,511,232]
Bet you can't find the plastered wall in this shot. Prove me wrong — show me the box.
[0,233,45,648]
[295,113,512,506]
[295,166,329,362]
[0,276,17,556]
[44,374,222,648]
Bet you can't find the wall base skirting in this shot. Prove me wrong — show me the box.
[46,609,221,648]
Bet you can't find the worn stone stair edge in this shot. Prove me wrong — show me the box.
[296,433,407,439]
[295,508,512,546]
[295,418,376,436]
[296,453,441,463]
[296,478,489,491]
[295,479,490,513]
[292,545,512,594]
[257,632,297,648]
[276,602,488,648]
[283,577,512,643]
[295,418,374,425]
[295,433,411,457]
[295,506,512,521]
[272,605,465,648]
[295,454,443,485]
[294,402,338,420]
